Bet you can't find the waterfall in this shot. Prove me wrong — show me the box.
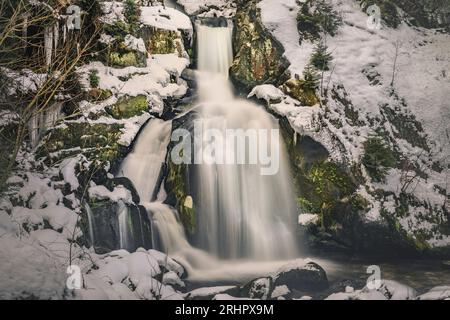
[197,24,233,77]
[119,118,190,254]
[118,201,131,251]
[193,25,298,260]
[84,203,95,247]
[120,119,172,202]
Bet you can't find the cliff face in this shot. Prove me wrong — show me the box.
[229,0,291,92]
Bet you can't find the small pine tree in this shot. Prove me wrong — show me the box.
[310,41,332,71]
[362,136,396,182]
[302,63,320,90]
[89,69,100,88]
[124,0,141,27]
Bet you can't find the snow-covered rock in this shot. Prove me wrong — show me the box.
[417,286,450,300]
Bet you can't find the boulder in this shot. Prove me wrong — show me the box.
[273,260,328,292]
[240,277,273,300]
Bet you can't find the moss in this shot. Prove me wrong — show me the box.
[140,28,180,55]
[109,51,141,68]
[165,160,196,234]
[88,88,113,102]
[37,122,125,165]
[281,79,319,106]
[106,95,149,119]
[230,0,291,91]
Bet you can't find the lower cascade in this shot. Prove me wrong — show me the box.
[117,23,298,271]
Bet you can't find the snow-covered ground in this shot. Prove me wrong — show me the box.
[257,0,450,246]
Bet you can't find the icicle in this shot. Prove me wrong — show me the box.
[63,22,67,43]
[44,27,53,66]
[53,23,59,51]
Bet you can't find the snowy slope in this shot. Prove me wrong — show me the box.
[258,0,450,246]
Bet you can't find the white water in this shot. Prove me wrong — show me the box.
[117,201,131,250]
[197,24,234,77]
[119,119,190,253]
[119,119,172,202]
[115,25,298,280]
[194,25,298,260]
[84,203,95,246]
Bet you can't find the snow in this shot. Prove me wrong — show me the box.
[0,233,67,299]
[140,6,192,31]
[248,85,284,105]
[162,271,185,288]
[88,185,133,204]
[177,0,236,17]
[185,286,235,300]
[124,34,147,53]
[417,286,450,300]
[325,280,417,300]
[298,213,319,226]
[60,157,80,192]
[271,285,290,299]
[259,0,313,77]
[101,1,125,24]
[12,206,80,240]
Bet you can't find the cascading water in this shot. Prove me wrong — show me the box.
[119,118,195,257]
[115,23,298,277]
[193,24,298,260]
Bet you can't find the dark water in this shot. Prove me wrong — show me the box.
[184,255,450,295]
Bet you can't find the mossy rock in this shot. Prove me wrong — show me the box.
[88,88,113,102]
[139,27,182,55]
[106,95,149,119]
[37,122,126,165]
[281,79,319,106]
[108,50,146,68]
[230,0,291,92]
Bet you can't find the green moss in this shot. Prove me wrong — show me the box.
[230,0,291,91]
[166,161,196,234]
[37,122,125,165]
[142,28,179,55]
[281,78,319,106]
[106,95,149,119]
[109,51,139,68]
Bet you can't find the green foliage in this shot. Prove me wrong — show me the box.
[310,42,332,71]
[362,136,396,182]
[302,64,320,90]
[89,69,100,88]
[124,0,141,31]
[297,0,342,41]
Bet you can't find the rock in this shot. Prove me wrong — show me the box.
[88,200,153,254]
[281,79,319,106]
[139,27,184,56]
[240,277,273,300]
[109,177,141,204]
[185,286,239,300]
[106,95,150,119]
[88,88,113,101]
[273,260,328,292]
[230,0,291,92]
[417,286,450,300]
[181,68,197,88]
